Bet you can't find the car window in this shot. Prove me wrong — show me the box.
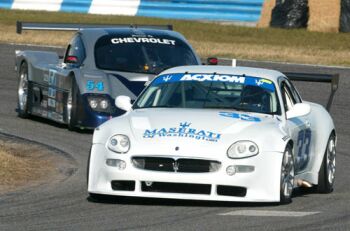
[94,34,198,74]
[135,73,280,115]
[286,79,302,103]
[281,82,295,111]
[64,35,86,65]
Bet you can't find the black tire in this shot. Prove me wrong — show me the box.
[17,62,29,118]
[317,134,336,193]
[67,76,79,130]
[280,145,295,204]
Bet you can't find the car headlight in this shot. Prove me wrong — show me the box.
[87,96,110,112]
[100,99,109,110]
[89,98,98,109]
[107,135,130,153]
[227,141,259,159]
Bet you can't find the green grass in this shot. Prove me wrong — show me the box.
[1,9,350,66]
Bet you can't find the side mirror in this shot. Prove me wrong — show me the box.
[65,55,78,64]
[115,95,132,111]
[286,103,311,119]
[207,57,218,65]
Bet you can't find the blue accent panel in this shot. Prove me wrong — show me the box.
[0,0,14,9]
[219,112,261,122]
[137,0,264,22]
[60,0,92,13]
[112,74,146,96]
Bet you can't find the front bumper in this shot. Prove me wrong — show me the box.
[76,94,124,129]
[88,143,283,202]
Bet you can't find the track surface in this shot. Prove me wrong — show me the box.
[0,44,349,230]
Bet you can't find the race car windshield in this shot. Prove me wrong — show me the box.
[134,73,281,115]
[94,35,198,74]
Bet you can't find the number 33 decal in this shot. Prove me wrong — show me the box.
[296,128,312,170]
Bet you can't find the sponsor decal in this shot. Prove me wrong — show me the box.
[56,102,64,114]
[42,110,48,118]
[219,112,261,122]
[153,73,275,92]
[48,98,56,108]
[143,122,221,142]
[43,73,49,82]
[111,37,176,45]
[48,69,57,85]
[180,74,245,83]
[41,100,48,108]
[56,91,63,101]
[47,111,63,122]
[48,87,56,98]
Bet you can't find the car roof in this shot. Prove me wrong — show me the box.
[160,65,285,82]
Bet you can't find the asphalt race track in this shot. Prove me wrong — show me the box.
[0,43,349,231]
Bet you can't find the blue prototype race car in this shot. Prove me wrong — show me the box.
[15,22,201,130]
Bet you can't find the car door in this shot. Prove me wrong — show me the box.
[281,79,312,173]
[41,34,86,123]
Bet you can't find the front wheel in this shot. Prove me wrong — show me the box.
[317,134,336,193]
[67,76,79,130]
[17,62,29,118]
[280,145,295,204]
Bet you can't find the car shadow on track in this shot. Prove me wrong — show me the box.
[21,114,93,134]
[86,187,319,208]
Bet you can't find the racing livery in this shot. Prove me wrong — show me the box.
[15,22,201,129]
[88,65,338,203]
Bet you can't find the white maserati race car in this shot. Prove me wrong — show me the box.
[88,65,338,203]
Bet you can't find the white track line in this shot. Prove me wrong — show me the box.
[218,210,320,217]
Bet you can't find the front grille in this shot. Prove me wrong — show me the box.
[132,157,221,173]
[141,182,211,195]
[111,180,135,191]
[217,185,247,197]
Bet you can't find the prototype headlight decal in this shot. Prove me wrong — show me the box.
[111,37,176,45]
[143,122,221,142]
[152,73,275,92]
[219,112,261,122]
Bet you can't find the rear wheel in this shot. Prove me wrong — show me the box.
[17,62,29,118]
[317,134,336,193]
[280,145,295,204]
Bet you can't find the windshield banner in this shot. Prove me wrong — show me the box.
[153,73,275,92]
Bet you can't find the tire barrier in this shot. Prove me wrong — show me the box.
[259,0,350,32]
[270,0,308,29]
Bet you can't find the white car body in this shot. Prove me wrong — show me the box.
[88,66,336,203]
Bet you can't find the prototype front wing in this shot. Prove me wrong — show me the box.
[88,143,284,202]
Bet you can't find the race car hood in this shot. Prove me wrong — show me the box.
[107,108,286,154]
[95,108,287,155]
[128,108,272,136]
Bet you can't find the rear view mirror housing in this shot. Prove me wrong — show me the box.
[207,57,218,65]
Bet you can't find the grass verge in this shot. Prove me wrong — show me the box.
[0,137,69,193]
[1,9,350,66]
